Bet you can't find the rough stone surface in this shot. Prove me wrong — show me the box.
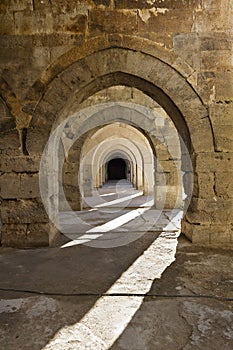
[1,223,50,248]
[0,236,232,349]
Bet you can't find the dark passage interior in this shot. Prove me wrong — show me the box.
[107,158,127,180]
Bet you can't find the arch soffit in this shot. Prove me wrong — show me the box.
[101,148,137,181]
[82,123,153,163]
[86,146,137,186]
[57,103,160,161]
[27,34,195,104]
[95,140,142,170]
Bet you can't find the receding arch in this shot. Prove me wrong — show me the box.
[58,103,183,213]
[28,47,214,157]
[30,44,215,244]
[80,138,140,197]
[95,141,142,193]
[25,34,196,113]
[95,142,139,188]
[80,122,154,197]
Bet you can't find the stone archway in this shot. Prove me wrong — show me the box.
[93,142,139,192]
[2,41,219,246]
[79,122,155,199]
[27,46,214,245]
[59,103,182,215]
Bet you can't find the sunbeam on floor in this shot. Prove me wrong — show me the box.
[42,212,182,350]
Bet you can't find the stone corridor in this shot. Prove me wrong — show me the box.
[0,1,233,349]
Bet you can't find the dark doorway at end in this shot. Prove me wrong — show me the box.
[107,158,127,180]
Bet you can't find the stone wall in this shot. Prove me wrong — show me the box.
[0,0,232,247]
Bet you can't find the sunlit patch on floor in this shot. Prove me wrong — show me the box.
[43,212,182,349]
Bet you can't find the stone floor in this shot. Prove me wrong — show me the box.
[58,180,178,249]
[0,182,232,349]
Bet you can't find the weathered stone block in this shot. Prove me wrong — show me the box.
[32,33,83,48]
[137,11,166,34]
[64,200,82,211]
[168,172,181,186]
[181,153,194,172]
[20,173,40,198]
[93,0,111,6]
[0,34,33,48]
[0,118,15,132]
[115,0,200,9]
[54,14,87,34]
[1,223,50,247]
[43,77,72,113]
[185,210,212,225]
[215,172,233,198]
[215,72,233,101]
[209,103,233,126]
[183,219,233,246]
[0,128,21,155]
[213,125,233,152]
[67,149,82,163]
[181,219,210,244]
[193,172,215,199]
[197,71,216,103]
[195,153,233,172]
[1,224,27,247]
[0,173,21,198]
[210,229,232,245]
[200,33,233,51]
[63,184,80,199]
[0,13,15,35]
[63,161,79,174]
[84,47,130,79]
[201,50,232,72]
[32,46,50,69]
[63,172,79,187]
[0,97,10,117]
[1,199,48,224]
[189,197,233,223]
[0,0,32,12]
[0,156,40,173]
[0,173,40,199]
[181,218,232,246]
[158,159,181,173]
[195,9,232,33]
[156,148,171,161]
[26,223,54,247]
[14,11,53,35]
[165,185,183,209]
[138,8,194,36]
[115,0,156,9]
[173,33,199,70]
[59,59,94,95]
[89,10,138,36]
[188,118,215,152]
[26,127,50,154]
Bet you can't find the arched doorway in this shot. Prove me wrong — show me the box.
[26,43,216,246]
[107,158,127,181]
[79,121,155,200]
